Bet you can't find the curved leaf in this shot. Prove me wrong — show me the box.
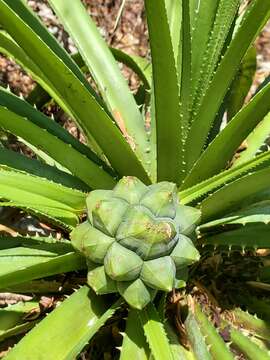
[0,106,116,189]
[48,0,150,171]
[0,244,85,289]
[183,81,270,188]
[201,167,270,222]
[0,168,86,213]
[138,302,174,360]
[145,0,182,183]
[120,309,149,360]
[0,147,89,191]
[186,0,270,170]
[111,47,151,89]
[0,301,39,342]
[5,287,121,360]
[0,0,150,182]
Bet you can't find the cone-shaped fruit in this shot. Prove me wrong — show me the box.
[116,206,177,259]
[87,266,117,294]
[104,242,143,281]
[140,256,176,291]
[71,176,201,309]
[113,176,147,204]
[86,190,112,223]
[170,234,200,269]
[174,205,201,235]
[71,221,114,263]
[117,279,156,310]
[140,182,177,218]
[92,198,128,236]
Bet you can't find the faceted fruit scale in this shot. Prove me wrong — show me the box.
[71,176,200,309]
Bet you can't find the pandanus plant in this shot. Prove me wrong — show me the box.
[0,0,270,358]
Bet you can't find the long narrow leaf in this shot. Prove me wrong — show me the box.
[48,0,150,171]
[120,309,149,360]
[201,167,270,221]
[199,201,270,233]
[0,245,85,289]
[180,149,270,205]
[0,0,150,182]
[191,0,240,114]
[5,287,121,360]
[231,308,270,341]
[193,302,234,360]
[138,302,174,360]
[0,29,105,156]
[0,87,112,173]
[0,106,115,189]
[0,168,85,212]
[0,147,89,191]
[185,311,212,360]
[179,0,192,143]
[191,0,219,96]
[183,82,270,188]
[186,0,270,170]
[232,112,270,167]
[230,327,270,360]
[26,48,151,109]
[165,0,182,63]
[145,0,182,183]
[227,46,257,120]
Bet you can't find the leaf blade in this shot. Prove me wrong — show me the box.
[0,168,86,213]
[5,287,121,360]
[0,147,89,191]
[0,0,150,182]
[138,302,174,360]
[48,0,150,170]
[186,0,270,170]
[0,246,85,289]
[145,0,182,183]
[183,82,270,188]
[120,309,149,360]
[201,167,270,222]
[0,105,115,189]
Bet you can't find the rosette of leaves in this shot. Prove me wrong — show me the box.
[0,0,270,359]
[71,176,200,309]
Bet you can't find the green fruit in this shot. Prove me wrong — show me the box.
[71,176,200,309]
